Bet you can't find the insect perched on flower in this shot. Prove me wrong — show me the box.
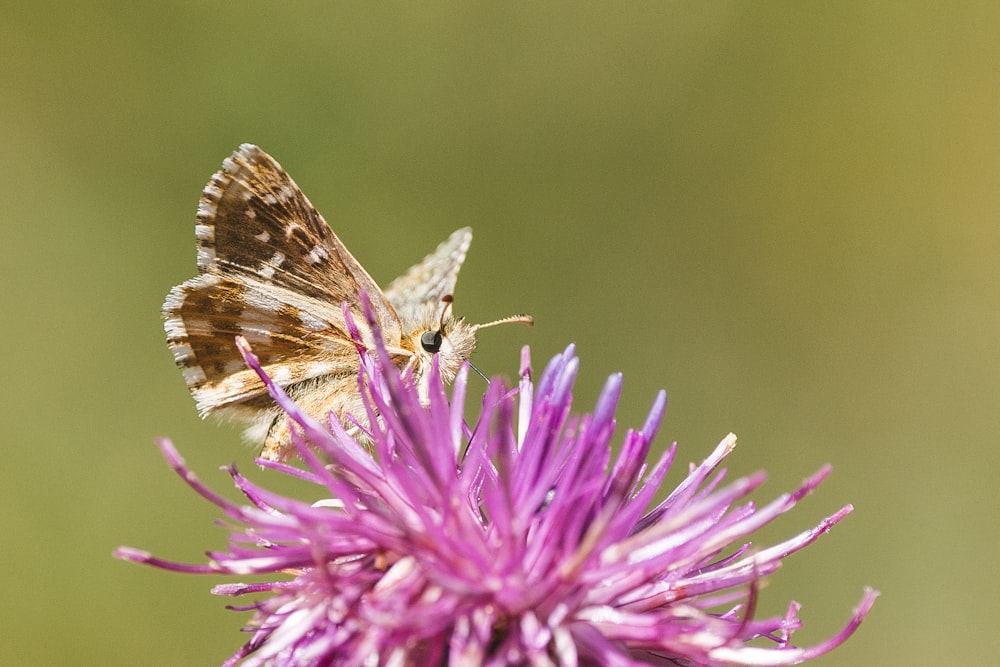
[162,144,531,462]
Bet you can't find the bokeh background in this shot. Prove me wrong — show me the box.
[3,3,997,665]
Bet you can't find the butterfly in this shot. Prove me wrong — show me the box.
[163,144,531,462]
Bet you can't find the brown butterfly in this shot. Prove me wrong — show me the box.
[163,144,531,462]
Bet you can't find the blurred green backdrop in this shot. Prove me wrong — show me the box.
[3,3,998,665]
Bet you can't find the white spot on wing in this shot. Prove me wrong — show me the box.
[162,287,185,312]
[182,365,208,386]
[238,322,272,345]
[236,309,279,344]
[298,310,328,332]
[255,231,270,243]
[197,200,217,219]
[305,245,329,265]
[244,291,282,314]
[257,251,285,281]
[162,315,187,338]
[195,224,214,242]
[169,342,195,362]
[197,246,217,269]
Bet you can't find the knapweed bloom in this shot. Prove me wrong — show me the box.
[116,337,876,666]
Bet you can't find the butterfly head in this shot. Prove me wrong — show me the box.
[401,296,476,383]
[401,295,533,384]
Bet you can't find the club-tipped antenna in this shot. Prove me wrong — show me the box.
[465,313,532,383]
[472,313,534,332]
[445,297,532,383]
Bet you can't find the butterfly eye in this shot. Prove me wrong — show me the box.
[420,330,443,353]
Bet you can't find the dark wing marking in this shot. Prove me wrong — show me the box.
[195,143,401,342]
[163,274,359,415]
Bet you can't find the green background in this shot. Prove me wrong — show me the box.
[3,3,996,665]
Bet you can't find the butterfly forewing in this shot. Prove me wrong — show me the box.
[196,143,400,340]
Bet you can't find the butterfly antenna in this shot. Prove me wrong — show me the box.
[464,313,533,383]
[446,297,532,383]
[471,313,535,331]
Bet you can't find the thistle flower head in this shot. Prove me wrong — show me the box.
[117,324,876,665]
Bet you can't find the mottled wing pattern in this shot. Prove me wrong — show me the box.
[164,274,359,415]
[195,143,400,339]
[384,227,472,325]
[163,144,402,414]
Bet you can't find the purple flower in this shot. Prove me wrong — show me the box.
[116,335,876,666]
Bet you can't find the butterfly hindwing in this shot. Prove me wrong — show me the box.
[384,227,472,326]
[163,273,359,414]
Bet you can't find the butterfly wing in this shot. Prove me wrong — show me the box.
[384,227,472,325]
[164,274,362,414]
[194,143,401,340]
[163,144,402,413]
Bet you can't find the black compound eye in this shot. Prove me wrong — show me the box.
[420,330,443,353]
